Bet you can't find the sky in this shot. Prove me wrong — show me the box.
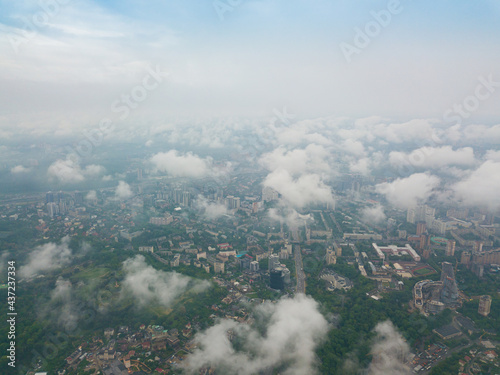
[1,0,500,126]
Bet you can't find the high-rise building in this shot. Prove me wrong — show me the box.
[472,241,483,254]
[446,240,456,257]
[407,208,416,224]
[214,260,225,274]
[270,268,284,290]
[284,242,292,255]
[46,202,59,218]
[74,191,84,206]
[282,267,291,284]
[46,191,55,204]
[431,219,447,235]
[461,251,471,265]
[262,187,279,202]
[440,262,459,305]
[182,191,191,207]
[268,254,280,271]
[417,221,426,236]
[326,248,337,265]
[478,295,492,317]
[408,205,436,224]
[225,196,240,209]
[240,257,251,270]
[174,189,183,204]
[249,261,259,272]
[471,249,500,265]
[419,235,427,251]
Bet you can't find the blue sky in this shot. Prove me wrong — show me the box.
[0,0,499,124]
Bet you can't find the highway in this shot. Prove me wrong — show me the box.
[294,244,306,294]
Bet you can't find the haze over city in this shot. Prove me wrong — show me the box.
[0,1,499,374]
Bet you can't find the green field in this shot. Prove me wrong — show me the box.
[412,266,435,276]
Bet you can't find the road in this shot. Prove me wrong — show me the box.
[419,339,476,374]
[294,244,306,294]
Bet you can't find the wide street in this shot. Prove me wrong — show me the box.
[294,244,306,294]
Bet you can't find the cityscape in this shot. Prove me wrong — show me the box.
[1,1,500,375]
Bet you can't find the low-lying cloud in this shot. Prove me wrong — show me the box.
[115,180,133,199]
[263,169,334,209]
[389,146,476,170]
[151,150,221,178]
[47,157,106,184]
[19,236,73,278]
[184,294,329,375]
[366,321,411,375]
[195,195,230,220]
[268,206,313,228]
[121,255,210,307]
[452,160,500,212]
[361,204,386,226]
[376,173,440,209]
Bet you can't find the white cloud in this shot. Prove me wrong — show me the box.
[115,180,133,199]
[361,205,386,226]
[337,119,441,145]
[85,190,97,200]
[263,169,334,209]
[259,144,331,176]
[19,236,72,278]
[389,146,475,170]
[349,157,371,176]
[47,157,106,184]
[463,124,500,143]
[373,119,441,144]
[376,173,440,209]
[268,206,313,228]
[49,278,79,331]
[452,160,500,211]
[342,139,366,156]
[195,195,230,220]
[122,255,210,307]
[11,165,30,173]
[184,294,329,375]
[485,149,500,161]
[150,150,221,178]
[366,321,411,375]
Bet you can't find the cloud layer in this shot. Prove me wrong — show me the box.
[452,160,500,211]
[121,255,210,307]
[47,157,106,184]
[361,205,387,226]
[115,180,133,199]
[376,173,440,209]
[151,150,221,178]
[184,294,329,375]
[19,236,73,278]
[367,321,411,375]
[195,195,230,220]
